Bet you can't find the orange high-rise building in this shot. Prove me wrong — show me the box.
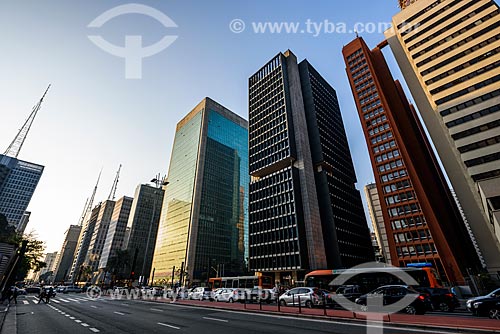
[343,37,481,284]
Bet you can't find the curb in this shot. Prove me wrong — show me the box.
[150,299,500,334]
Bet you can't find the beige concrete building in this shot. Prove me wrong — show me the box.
[364,183,391,264]
[385,0,500,273]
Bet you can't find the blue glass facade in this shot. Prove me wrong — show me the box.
[0,154,44,231]
[151,98,249,285]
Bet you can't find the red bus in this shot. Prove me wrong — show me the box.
[305,265,443,293]
[208,275,273,290]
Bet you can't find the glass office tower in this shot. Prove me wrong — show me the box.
[0,154,44,232]
[151,97,248,285]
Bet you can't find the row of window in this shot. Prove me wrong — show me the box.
[407,1,491,48]
[381,169,408,183]
[405,0,474,45]
[396,243,438,257]
[391,216,427,230]
[426,42,500,86]
[385,190,416,205]
[464,150,500,168]
[388,203,420,217]
[357,83,376,98]
[440,88,500,117]
[360,92,379,106]
[383,179,411,194]
[346,48,363,62]
[435,73,500,105]
[397,0,443,29]
[371,131,394,145]
[430,58,500,96]
[350,59,367,73]
[394,229,432,244]
[249,56,282,86]
[445,101,500,128]
[452,119,500,140]
[367,115,388,128]
[459,134,500,154]
[375,150,400,163]
[369,123,390,136]
[416,16,500,69]
[374,140,397,154]
[354,72,372,86]
[379,159,404,173]
[356,78,374,92]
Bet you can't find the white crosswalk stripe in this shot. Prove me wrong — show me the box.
[23,300,29,304]
[52,299,60,303]
[58,298,70,303]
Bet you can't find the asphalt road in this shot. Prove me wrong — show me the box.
[11,294,481,334]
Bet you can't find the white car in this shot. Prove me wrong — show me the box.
[190,287,213,301]
[214,288,236,302]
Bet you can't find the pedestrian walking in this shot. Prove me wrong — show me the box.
[9,286,18,304]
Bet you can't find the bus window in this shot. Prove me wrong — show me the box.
[261,276,272,287]
[213,280,221,289]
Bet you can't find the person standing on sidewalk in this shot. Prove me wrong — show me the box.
[8,286,18,304]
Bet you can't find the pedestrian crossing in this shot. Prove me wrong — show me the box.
[22,295,98,305]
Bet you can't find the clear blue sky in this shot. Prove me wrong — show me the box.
[0,0,407,252]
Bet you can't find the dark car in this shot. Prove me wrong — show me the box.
[415,287,460,312]
[330,285,364,309]
[466,288,500,317]
[25,287,41,294]
[489,301,500,320]
[355,285,429,315]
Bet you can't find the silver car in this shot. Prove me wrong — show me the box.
[278,287,323,308]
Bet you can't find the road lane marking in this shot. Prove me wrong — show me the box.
[89,328,100,332]
[81,323,89,327]
[65,314,70,317]
[23,300,29,304]
[59,298,70,303]
[90,305,98,308]
[70,316,75,320]
[52,299,60,303]
[113,311,125,315]
[157,322,180,330]
[75,320,82,323]
[67,298,80,302]
[120,303,129,306]
[202,317,228,323]
[150,308,163,312]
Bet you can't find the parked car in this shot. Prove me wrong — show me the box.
[55,286,66,293]
[355,285,429,315]
[415,287,460,312]
[189,287,213,301]
[214,288,236,302]
[489,301,500,320]
[228,288,249,303]
[42,286,57,298]
[249,288,277,304]
[467,288,500,317]
[63,285,82,293]
[329,285,364,309]
[278,287,323,308]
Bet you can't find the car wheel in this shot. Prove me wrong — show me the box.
[489,308,499,320]
[228,298,234,303]
[439,302,450,312]
[279,300,287,307]
[359,304,368,312]
[305,300,313,308]
[405,306,417,315]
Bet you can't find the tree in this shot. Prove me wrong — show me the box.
[0,213,17,244]
[14,232,46,281]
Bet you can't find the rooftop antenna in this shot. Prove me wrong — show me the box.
[3,84,51,159]
[108,164,122,201]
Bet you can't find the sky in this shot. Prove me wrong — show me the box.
[0,0,409,253]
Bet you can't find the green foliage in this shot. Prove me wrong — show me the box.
[107,249,131,280]
[0,213,18,244]
[15,232,47,281]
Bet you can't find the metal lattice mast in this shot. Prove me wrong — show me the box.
[79,169,102,226]
[108,164,122,201]
[3,84,51,158]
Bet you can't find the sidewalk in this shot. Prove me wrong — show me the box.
[0,303,16,334]
[126,296,500,333]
